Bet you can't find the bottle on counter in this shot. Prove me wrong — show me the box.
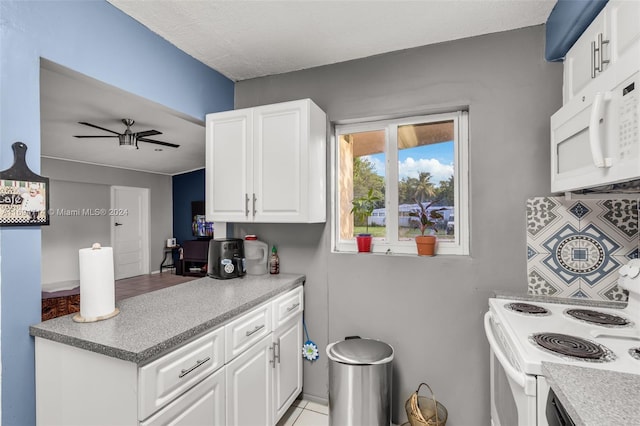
[270,245,280,275]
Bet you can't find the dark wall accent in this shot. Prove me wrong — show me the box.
[545,0,608,61]
[172,169,205,245]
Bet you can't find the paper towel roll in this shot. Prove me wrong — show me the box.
[78,244,116,320]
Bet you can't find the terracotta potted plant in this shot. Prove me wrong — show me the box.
[410,198,444,256]
[351,189,380,253]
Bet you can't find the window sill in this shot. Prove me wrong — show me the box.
[331,249,469,259]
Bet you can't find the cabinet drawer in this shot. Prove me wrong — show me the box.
[272,286,304,329]
[140,367,225,426]
[225,303,272,362]
[139,327,225,421]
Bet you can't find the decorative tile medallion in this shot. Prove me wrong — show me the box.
[527,197,639,302]
[569,202,590,219]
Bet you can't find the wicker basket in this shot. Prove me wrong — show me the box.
[405,383,448,426]
[41,294,80,321]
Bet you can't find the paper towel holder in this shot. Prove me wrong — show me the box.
[72,308,120,323]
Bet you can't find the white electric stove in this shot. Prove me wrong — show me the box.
[485,260,640,426]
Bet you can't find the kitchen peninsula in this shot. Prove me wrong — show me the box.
[30,273,305,425]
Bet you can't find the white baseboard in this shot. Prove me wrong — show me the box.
[301,392,328,406]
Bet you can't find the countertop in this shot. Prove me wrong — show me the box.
[542,362,640,426]
[30,273,305,365]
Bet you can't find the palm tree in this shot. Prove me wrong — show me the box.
[414,172,436,202]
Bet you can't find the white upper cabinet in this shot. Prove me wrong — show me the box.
[608,0,640,64]
[563,0,640,103]
[206,99,327,223]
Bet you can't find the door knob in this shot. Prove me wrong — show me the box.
[115,222,123,226]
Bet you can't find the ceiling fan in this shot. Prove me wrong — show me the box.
[74,119,180,149]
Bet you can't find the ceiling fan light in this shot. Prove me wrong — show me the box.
[118,133,137,149]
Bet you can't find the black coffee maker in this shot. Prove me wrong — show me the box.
[207,238,246,279]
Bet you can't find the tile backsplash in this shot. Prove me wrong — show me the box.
[526,197,638,302]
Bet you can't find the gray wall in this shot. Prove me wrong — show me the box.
[42,158,173,279]
[235,25,562,425]
[41,180,110,286]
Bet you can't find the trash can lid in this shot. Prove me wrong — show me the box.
[326,338,394,365]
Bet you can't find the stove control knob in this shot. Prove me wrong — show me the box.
[620,265,630,276]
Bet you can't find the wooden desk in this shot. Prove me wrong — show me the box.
[181,240,210,277]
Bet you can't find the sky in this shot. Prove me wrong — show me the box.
[362,141,454,185]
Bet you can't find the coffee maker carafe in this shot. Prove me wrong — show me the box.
[207,238,246,279]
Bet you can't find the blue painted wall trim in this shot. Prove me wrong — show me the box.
[172,169,206,246]
[0,1,233,424]
[545,0,608,61]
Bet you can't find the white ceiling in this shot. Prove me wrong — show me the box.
[42,1,556,175]
[107,0,556,82]
[40,61,205,175]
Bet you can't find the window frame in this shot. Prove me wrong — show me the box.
[331,110,469,256]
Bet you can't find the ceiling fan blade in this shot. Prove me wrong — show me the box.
[137,138,180,148]
[135,130,162,138]
[78,121,121,135]
[74,135,118,138]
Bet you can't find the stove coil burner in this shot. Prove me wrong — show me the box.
[530,333,616,362]
[630,348,640,361]
[564,308,632,327]
[505,302,550,316]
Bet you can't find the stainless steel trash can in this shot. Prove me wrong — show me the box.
[326,337,394,426]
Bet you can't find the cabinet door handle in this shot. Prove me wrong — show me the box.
[286,302,300,313]
[245,324,265,337]
[179,357,211,378]
[591,40,597,78]
[245,193,250,217]
[598,32,609,71]
[275,340,281,364]
[269,345,275,367]
[252,193,257,217]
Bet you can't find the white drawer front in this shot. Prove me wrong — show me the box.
[140,367,226,426]
[139,327,225,421]
[225,303,272,363]
[272,286,304,329]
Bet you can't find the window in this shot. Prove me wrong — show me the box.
[332,111,469,255]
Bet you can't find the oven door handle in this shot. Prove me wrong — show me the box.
[484,312,526,388]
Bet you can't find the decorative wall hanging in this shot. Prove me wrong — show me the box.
[0,142,50,226]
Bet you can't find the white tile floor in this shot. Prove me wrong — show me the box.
[277,398,329,426]
[276,397,402,426]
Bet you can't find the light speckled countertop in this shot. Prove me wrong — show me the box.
[30,273,304,365]
[543,362,640,426]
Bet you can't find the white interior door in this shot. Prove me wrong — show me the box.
[111,186,149,280]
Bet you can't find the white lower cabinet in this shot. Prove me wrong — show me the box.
[273,315,303,423]
[226,333,274,426]
[34,286,303,426]
[226,287,304,426]
[141,367,225,426]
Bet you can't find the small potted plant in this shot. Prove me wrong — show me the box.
[410,198,444,256]
[351,189,380,253]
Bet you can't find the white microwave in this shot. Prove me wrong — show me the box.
[551,67,639,193]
